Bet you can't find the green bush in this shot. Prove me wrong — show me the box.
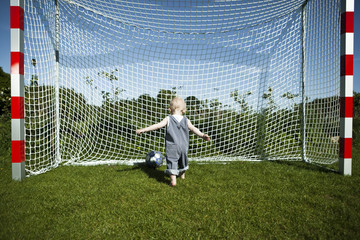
[354,117,360,148]
[354,92,360,149]
[0,120,11,165]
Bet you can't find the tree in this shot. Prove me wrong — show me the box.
[231,89,252,112]
[262,87,276,111]
[30,58,38,86]
[0,67,10,118]
[136,94,157,124]
[353,91,360,148]
[354,91,360,119]
[156,88,177,116]
[0,67,10,88]
[98,69,122,102]
[185,96,202,117]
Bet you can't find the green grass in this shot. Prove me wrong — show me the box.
[1,148,360,239]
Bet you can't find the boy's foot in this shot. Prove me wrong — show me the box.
[169,182,176,187]
[180,172,185,179]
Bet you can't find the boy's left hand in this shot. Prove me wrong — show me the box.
[202,134,210,141]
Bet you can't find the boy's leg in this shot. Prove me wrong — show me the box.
[170,175,177,186]
[178,154,188,180]
[165,157,179,186]
[164,157,179,176]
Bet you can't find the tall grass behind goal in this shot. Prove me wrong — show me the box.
[11,0,354,179]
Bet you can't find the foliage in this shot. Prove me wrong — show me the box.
[354,91,360,117]
[0,120,11,165]
[23,73,347,162]
[1,65,359,164]
[0,67,10,88]
[0,67,10,119]
[353,91,360,149]
[156,88,177,116]
[0,68,11,165]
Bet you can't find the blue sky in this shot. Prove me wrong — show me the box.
[1,0,359,93]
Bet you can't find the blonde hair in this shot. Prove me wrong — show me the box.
[169,97,186,114]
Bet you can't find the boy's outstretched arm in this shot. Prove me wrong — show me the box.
[188,120,210,141]
[136,118,168,134]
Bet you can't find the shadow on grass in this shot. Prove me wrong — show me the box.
[271,160,339,175]
[116,163,170,185]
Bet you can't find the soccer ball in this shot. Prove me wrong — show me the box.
[145,151,164,168]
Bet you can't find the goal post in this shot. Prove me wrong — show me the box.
[339,0,354,175]
[11,0,25,181]
[12,0,354,179]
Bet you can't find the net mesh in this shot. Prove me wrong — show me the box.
[23,0,341,175]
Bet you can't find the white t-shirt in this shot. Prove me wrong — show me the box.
[167,115,184,127]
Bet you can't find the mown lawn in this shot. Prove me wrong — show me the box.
[0,146,359,239]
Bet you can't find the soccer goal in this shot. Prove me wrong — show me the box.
[11,0,354,180]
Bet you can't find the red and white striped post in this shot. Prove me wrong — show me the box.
[339,0,354,176]
[11,0,25,180]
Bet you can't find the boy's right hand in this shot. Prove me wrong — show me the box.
[136,129,143,135]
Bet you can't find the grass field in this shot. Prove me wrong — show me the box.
[0,144,359,239]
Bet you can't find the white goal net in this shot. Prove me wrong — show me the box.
[24,0,341,175]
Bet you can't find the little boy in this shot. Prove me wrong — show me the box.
[136,97,210,186]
